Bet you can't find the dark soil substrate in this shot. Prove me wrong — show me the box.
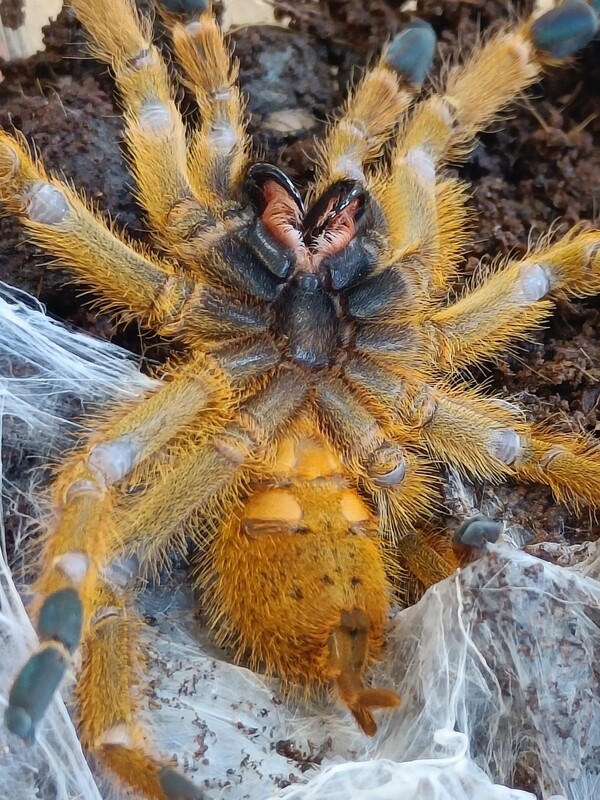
[0,1,598,796]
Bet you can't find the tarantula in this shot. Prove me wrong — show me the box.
[2,0,600,797]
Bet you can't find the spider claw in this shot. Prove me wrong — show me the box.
[159,767,207,800]
[155,0,209,16]
[454,515,503,549]
[5,647,68,740]
[6,589,81,740]
[382,20,437,86]
[531,0,599,60]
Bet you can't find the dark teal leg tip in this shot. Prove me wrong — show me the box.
[156,0,209,14]
[383,20,437,86]
[6,648,68,741]
[531,0,599,60]
[38,588,83,653]
[454,515,503,548]
[159,767,206,800]
[4,706,35,742]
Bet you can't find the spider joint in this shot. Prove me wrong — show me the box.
[404,147,436,189]
[88,436,139,486]
[515,262,552,304]
[487,429,523,466]
[213,431,251,465]
[539,444,568,468]
[126,47,159,72]
[90,605,125,627]
[366,442,408,487]
[97,721,136,748]
[0,142,19,180]
[26,181,70,225]
[138,100,175,138]
[53,551,91,585]
[65,478,105,501]
[209,119,237,155]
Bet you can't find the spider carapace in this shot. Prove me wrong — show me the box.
[3,1,600,798]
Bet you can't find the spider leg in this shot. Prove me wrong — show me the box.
[77,587,206,799]
[7,361,299,797]
[0,132,276,340]
[424,226,600,370]
[340,356,600,512]
[341,356,521,479]
[370,169,472,297]
[394,1,598,171]
[398,380,600,512]
[369,0,598,296]
[518,428,600,511]
[320,365,463,585]
[314,374,442,541]
[311,20,436,198]
[71,0,215,253]
[0,130,186,323]
[391,528,461,590]
[168,7,250,210]
[5,342,282,728]
[117,367,310,564]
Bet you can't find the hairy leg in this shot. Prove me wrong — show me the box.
[424,226,600,370]
[394,1,598,168]
[6,363,304,798]
[169,8,250,209]
[78,587,205,799]
[375,0,598,294]
[399,381,600,510]
[0,131,275,342]
[72,0,214,252]
[311,20,436,198]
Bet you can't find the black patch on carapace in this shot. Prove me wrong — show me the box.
[276,277,339,368]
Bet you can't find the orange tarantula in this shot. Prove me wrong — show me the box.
[3,0,600,797]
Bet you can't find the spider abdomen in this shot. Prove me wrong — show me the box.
[204,427,401,734]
